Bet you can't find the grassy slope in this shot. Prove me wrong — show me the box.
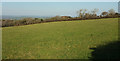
[2,18,118,59]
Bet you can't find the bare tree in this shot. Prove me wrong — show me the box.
[101,12,108,17]
[91,8,99,15]
[108,9,115,15]
[108,9,116,18]
[77,9,88,19]
[77,9,83,18]
[83,9,87,16]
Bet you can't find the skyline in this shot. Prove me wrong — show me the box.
[2,2,118,17]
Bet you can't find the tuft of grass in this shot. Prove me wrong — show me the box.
[2,18,118,59]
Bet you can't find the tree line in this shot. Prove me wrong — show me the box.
[1,8,119,27]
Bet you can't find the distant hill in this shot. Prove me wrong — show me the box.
[2,15,52,20]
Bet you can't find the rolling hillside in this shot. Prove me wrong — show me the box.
[2,18,118,59]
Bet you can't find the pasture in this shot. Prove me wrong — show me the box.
[2,18,118,59]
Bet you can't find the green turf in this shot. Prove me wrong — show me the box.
[2,18,118,59]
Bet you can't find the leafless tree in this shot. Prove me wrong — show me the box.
[101,12,108,17]
[91,8,99,15]
[108,9,115,15]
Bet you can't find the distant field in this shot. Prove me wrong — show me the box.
[2,18,118,59]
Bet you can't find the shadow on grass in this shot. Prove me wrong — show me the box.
[89,40,120,61]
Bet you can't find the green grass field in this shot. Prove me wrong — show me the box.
[2,18,118,59]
